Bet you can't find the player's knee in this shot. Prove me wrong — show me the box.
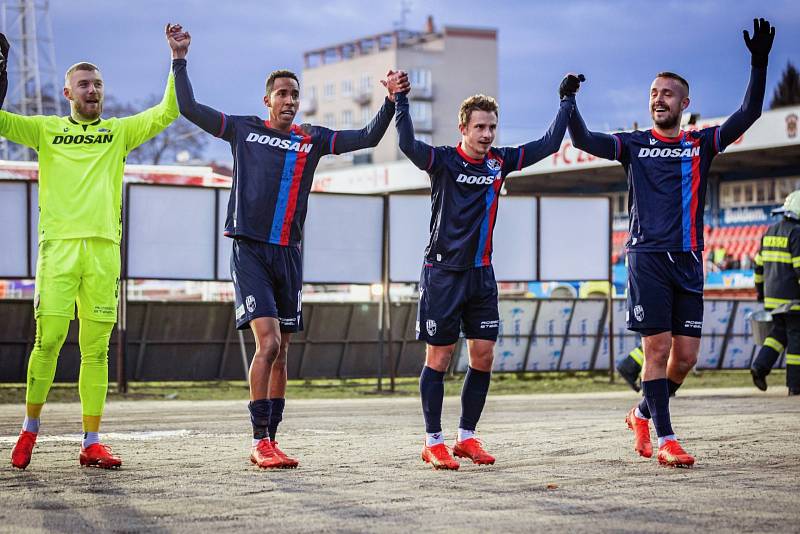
[272,345,289,368]
[470,352,494,371]
[425,349,453,372]
[255,334,281,364]
[675,352,697,372]
[34,320,69,356]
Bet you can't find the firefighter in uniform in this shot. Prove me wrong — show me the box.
[752,191,800,395]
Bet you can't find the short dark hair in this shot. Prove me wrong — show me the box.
[655,71,689,94]
[265,70,300,95]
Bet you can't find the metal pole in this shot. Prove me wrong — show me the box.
[116,279,127,393]
[608,196,615,383]
[238,330,249,380]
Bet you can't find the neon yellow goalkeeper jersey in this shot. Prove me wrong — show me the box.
[0,72,178,244]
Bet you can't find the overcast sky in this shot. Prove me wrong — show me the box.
[35,0,800,163]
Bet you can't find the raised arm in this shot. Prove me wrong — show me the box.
[0,32,42,149]
[515,95,574,169]
[567,104,618,161]
[718,18,774,149]
[328,97,395,154]
[0,33,8,109]
[394,92,435,171]
[328,71,407,154]
[167,24,227,138]
[561,73,619,160]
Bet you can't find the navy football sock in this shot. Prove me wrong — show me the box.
[459,367,491,432]
[248,399,271,441]
[637,378,681,419]
[642,378,673,438]
[267,398,285,441]
[420,366,445,434]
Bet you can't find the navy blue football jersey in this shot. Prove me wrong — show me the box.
[219,118,334,245]
[395,93,572,270]
[613,127,722,252]
[173,59,395,246]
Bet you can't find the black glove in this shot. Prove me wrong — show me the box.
[0,33,8,74]
[559,73,585,100]
[743,18,774,68]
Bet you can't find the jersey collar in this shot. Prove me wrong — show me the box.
[456,142,485,165]
[263,120,302,136]
[650,128,685,143]
[68,116,101,126]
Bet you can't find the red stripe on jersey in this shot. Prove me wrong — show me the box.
[216,113,227,138]
[481,177,504,266]
[689,136,702,249]
[279,133,312,245]
[650,128,684,143]
[456,143,485,165]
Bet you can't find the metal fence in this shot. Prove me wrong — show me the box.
[0,297,773,384]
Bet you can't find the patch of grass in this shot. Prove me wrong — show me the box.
[0,370,784,404]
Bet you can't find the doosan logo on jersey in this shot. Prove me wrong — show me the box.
[456,173,496,185]
[637,146,700,158]
[51,133,113,145]
[245,132,312,153]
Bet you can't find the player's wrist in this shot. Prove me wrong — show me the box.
[750,55,768,68]
[171,50,188,60]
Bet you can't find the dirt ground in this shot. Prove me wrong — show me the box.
[0,388,798,533]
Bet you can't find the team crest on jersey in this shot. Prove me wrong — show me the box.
[487,158,501,172]
[245,295,256,313]
[633,305,644,322]
[426,319,437,336]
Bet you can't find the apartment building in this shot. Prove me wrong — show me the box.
[301,17,498,168]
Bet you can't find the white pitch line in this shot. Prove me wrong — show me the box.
[0,429,193,444]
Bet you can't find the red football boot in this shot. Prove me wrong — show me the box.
[79,443,122,469]
[421,442,459,470]
[453,438,495,465]
[250,439,284,469]
[625,407,653,458]
[11,430,37,469]
[657,440,695,468]
[271,442,299,468]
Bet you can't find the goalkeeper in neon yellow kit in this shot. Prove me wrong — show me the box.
[8,25,183,470]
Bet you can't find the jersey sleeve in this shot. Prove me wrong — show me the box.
[394,92,441,172]
[0,111,43,149]
[500,98,573,176]
[567,104,623,162]
[718,65,766,151]
[172,58,232,141]
[701,126,723,156]
[118,71,179,153]
[327,98,395,155]
[310,125,337,157]
[610,131,631,163]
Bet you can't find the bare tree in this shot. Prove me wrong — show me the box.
[769,62,800,109]
[103,94,208,165]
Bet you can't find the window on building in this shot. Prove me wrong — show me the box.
[410,101,432,128]
[323,83,335,100]
[324,113,335,128]
[720,177,800,208]
[408,68,432,92]
[341,80,353,97]
[341,110,353,129]
[360,105,371,125]
[360,74,372,93]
